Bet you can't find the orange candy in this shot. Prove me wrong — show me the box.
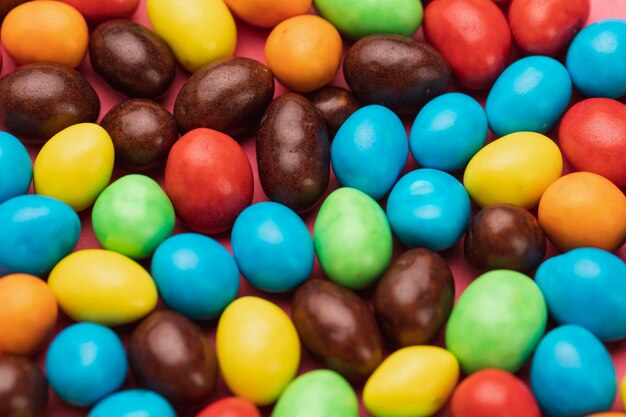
[265,15,343,93]
[1,1,88,68]
[538,172,626,252]
[224,0,311,28]
[0,274,58,356]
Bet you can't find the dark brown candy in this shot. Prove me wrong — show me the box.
[100,99,178,170]
[257,93,330,212]
[292,279,383,381]
[0,356,47,417]
[0,63,100,143]
[374,248,455,348]
[89,20,175,99]
[464,204,547,273]
[343,34,451,115]
[174,57,275,136]
[310,86,361,138]
[128,310,217,406]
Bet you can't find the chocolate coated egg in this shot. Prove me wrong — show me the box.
[0,356,47,417]
[310,86,361,138]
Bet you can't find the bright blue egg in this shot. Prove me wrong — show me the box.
[331,105,408,200]
[88,390,175,417]
[0,131,32,204]
[536,248,626,341]
[46,323,127,406]
[386,168,471,250]
[0,194,80,277]
[486,56,572,137]
[567,19,626,98]
[410,93,487,171]
[231,202,314,292]
[151,233,239,319]
[530,325,616,417]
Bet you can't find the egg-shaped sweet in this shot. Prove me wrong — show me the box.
[87,390,176,417]
[0,131,32,204]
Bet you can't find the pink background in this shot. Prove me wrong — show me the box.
[1,0,625,416]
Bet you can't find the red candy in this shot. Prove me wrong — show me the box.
[164,128,254,234]
[509,0,590,56]
[56,0,139,23]
[196,397,262,417]
[424,0,512,89]
[559,98,626,187]
[451,369,542,417]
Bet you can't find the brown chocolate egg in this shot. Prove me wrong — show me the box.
[310,86,361,138]
[465,204,547,272]
[374,248,455,348]
[292,279,383,381]
[128,310,218,406]
[343,34,451,115]
[0,356,47,417]
[174,57,275,136]
[100,99,178,170]
[89,20,175,99]
[257,93,330,212]
[0,63,100,142]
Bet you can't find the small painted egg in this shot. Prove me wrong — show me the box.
[151,233,239,319]
[224,0,311,28]
[45,323,127,406]
[310,86,362,139]
[0,355,48,417]
[88,390,175,417]
[196,397,261,417]
[0,131,32,204]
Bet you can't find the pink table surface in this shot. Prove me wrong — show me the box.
[2,0,626,416]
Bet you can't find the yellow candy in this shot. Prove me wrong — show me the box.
[34,123,114,212]
[147,0,236,72]
[48,249,158,326]
[463,132,562,209]
[621,375,626,410]
[216,296,300,405]
[363,346,459,417]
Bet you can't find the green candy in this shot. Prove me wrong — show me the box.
[445,270,547,374]
[314,0,423,39]
[92,174,175,259]
[272,370,358,417]
[314,187,392,289]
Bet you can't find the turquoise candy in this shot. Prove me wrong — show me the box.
[0,131,32,204]
[88,390,176,417]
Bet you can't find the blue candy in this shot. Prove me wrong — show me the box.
[0,131,32,204]
[88,390,176,417]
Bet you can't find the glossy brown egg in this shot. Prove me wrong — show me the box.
[174,57,275,136]
[310,86,361,138]
[343,34,451,115]
[257,93,330,212]
[0,63,100,142]
[100,99,178,170]
[292,279,383,381]
[128,310,218,406]
[374,248,455,348]
[0,356,47,417]
[465,204,547,272]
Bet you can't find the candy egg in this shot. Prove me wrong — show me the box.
[566,19,626,98]
[92,175,175,259]
[0,195,80,277]
[538,172,626,251]
[0,131,32,204]
[45,323,127,406]
[224,0,311,28]
[314,188,392,289]
[151,233,239,319]
[463,132,563,209]
[446,270,547,373]
[197,397,261,417]
[310,87,362,138]
[216,297,300,405]
[386,169,471,251]
[48,249,158,326]
[33,123,115,212]
[530,325,616,417]
[0,355,48,417]
[272,370,359,417]
[363,346,459,417]
[87,390,175,417]
[56,0,139,23]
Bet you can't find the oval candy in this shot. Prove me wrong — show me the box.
[0,355,48,417]
[224,0,311,28]
[0,131,32,204]
[56,0,139,23]
[310,86,361,139]
[88,390,176,417]
[196,397,261,417]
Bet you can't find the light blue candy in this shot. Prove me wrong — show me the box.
[88,390,176,417]
[0,131,32,204]
[386,168,471,251]
[486,56,572,137]
[151,233,239,319]
[410,93,487,171]
[231,202,314,292]
[46,323,128,406]
[331,105,408,200]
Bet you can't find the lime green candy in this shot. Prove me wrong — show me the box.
[445,270,547,374]
[272,370,358,417]
[92,174,175,259]
[313,0,423,39]
[314,187,392,289]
